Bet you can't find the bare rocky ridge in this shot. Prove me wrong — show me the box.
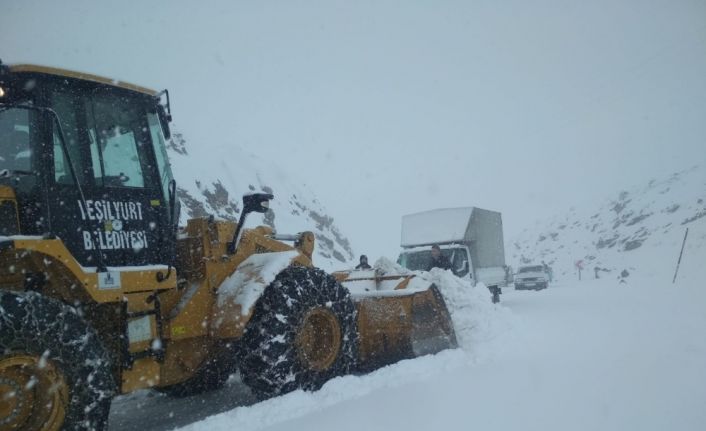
[509,165,706,280]
[167,131,354,267]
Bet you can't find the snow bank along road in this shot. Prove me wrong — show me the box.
[109,275,706,431]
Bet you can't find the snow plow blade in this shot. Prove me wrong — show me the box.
[334,270,458,370]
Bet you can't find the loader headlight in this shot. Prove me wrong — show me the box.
[0,86,5,98]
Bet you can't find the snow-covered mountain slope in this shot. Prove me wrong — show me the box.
[509,165,706,282]
[167,130,354,270]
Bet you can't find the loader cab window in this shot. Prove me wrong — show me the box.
[86,92,148,188]
[0,106,42,235]
[50,87,84,184]
[48,83,155,190]
[147,111,174,205]
[0,108,33,173]
[52,127,71,184]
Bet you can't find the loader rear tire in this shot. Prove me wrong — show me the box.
[237,266,358,400]
[0,291,115,431]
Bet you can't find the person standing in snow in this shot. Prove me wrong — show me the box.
[355,254,372,270]
[542,260,553,282]
[428,244,451,271]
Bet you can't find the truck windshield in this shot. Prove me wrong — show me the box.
[398,247,469,276]
[519,265,544,273]
[398,250,436,271]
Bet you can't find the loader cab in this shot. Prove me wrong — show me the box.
[0,64,177,267]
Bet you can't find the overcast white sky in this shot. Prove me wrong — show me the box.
[3,0,705,259]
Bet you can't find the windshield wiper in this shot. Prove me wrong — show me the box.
[0,169,35,178]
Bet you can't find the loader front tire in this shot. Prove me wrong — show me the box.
[0,291,115,431]
[238,266,358,400]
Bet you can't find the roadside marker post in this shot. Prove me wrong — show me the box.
[672,228,689,284]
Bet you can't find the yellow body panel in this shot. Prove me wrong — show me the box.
[356,295,414,364]
[335,270,458,369]
[0,186,20,233]
[7,238,176,301]
[8,64,158,96]
[159,338,212,386]
[122,358,161,393]
[0,185,16,200]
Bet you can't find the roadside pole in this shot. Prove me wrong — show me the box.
[575,260,584,281]
[672,228,689,284]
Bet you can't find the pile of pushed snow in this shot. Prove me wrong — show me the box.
[423,269,515,354]
[374,257,516,356]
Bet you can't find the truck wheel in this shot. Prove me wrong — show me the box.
[0,291,114,431]
[238,266,358,400]
[490,286,500,304]
[488,286,502,304]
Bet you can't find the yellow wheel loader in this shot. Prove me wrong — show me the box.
[0,62,456,431]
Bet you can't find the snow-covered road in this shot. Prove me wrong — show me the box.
[110,277,706,431]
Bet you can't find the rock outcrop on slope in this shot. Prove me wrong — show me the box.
[509,165,706,282]
[168,131,354,269]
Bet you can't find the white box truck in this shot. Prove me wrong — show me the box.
[397,207,507,303]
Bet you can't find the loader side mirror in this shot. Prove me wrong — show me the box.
[242,193,274,215]
[157,105,171,140]
[168,179,179,229]
[454,259,469,277]
[227,193,274,255]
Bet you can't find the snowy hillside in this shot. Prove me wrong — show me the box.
[167,130,355,270]
[509,165,706,282]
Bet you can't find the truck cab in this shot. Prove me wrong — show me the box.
[396,207,507,302]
